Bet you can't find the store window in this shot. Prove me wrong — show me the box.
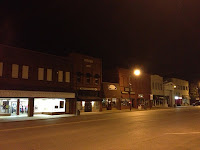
[22,65,29,79]
[58,70,63,82]
[65,72,70,83]
[38,68,44,80]
[12,64,19,78]
[47,69,52,81]
[0,62,3,77]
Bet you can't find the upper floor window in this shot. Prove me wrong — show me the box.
[12,64,19,78]
[65,72,70,83]
[22,65,29,79]
[152,82,154,89]
[47,69,52,81]
[76,72,82,83]
[0,62,3,77]
[183,86,185,90]
[94,74,100,85]
[86,73,92,84]
[38,68,44,80]
[58,70,63,82]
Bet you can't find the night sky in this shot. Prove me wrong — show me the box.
[1,1,200,81]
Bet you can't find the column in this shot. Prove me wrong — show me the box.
[17,99,20,115]
[28,97,34,117]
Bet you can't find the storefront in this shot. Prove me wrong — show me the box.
[101,82,121,110]
[152,95,168,107]
[34,98,66,114]
[0,90,75,117]
[0,98,28,116]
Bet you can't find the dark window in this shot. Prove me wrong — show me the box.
[94,74,100,85]
[86,73,92,84]
[76,72,82,83]
[60,101,64,108]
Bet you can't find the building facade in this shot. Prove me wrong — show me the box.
[163,82,175,107]
[68,53,102,112]
[101,82,121,110]
[165,78,190,106]
[0,44,76,117]
[103,68,151,109]
[151,75,167,107]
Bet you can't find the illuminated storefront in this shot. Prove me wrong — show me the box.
[34,98,65,114]
[0,98,28,116]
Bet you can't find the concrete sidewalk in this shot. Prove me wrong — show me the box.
[0,106,174,123]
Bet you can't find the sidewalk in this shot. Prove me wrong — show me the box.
[0,114,75,123]
[0,107,174,123]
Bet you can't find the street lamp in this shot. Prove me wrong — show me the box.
[129,69,141,111]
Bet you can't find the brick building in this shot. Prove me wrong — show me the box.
[103,67,151,109]
[0,44,75,117]
[68,53,102,112]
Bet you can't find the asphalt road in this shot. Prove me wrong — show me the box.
[0,106,200,150]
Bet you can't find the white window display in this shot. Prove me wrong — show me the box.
[34,98,65,113]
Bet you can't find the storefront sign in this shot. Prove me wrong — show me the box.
[84,59,93,63]
[80,87,98,91]
[108,85,117,90]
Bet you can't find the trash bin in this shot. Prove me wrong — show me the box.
[76,110,80,116]
[138,105,142,110]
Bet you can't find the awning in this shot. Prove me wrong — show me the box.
[0,90,75,98]
[77,96,102,101]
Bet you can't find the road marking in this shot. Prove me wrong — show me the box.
[165,132,200,135]
[0,117,121,132]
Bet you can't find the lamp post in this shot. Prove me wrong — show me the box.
[129,69,141,111]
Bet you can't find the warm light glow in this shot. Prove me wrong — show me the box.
[174,85,176,88]
[134,69,141,76]
[92,101,95,107]
[82,101,85,107]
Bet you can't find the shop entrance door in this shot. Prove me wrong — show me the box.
[85,101,92,112]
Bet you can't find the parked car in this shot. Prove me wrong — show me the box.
[193,101,200,106]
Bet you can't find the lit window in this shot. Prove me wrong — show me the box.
[38,68,44,80]
[12,64,19,78]
[22,65,29,79]
[0,62,3,77]
[47,69,52,81]
[65,72,70,83]
[58,70,63,82]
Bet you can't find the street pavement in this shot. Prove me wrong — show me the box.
[0,106,200,150]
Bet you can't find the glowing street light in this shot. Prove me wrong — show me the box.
[134,69,141,76]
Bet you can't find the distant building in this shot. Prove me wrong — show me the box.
[165,78,190,106]
[151,75,167,107]
[0,44,75,117]
[103,68,151,109]
[189,82,199,105]
[68,53,102,112]
[163,82,175,107]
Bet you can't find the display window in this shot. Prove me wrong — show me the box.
[34,98,65,113]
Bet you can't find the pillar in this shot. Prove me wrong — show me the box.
[69,99,76,114]
[28,97,34,117]
[17,99,20,115]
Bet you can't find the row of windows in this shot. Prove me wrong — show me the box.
[175,85,188,91]
[77,75,99,85]
[0,62,70,83]
[152,82,163,90]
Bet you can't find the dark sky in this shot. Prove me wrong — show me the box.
[0,1,200,80]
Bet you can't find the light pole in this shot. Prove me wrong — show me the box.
[129,69,141,111]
